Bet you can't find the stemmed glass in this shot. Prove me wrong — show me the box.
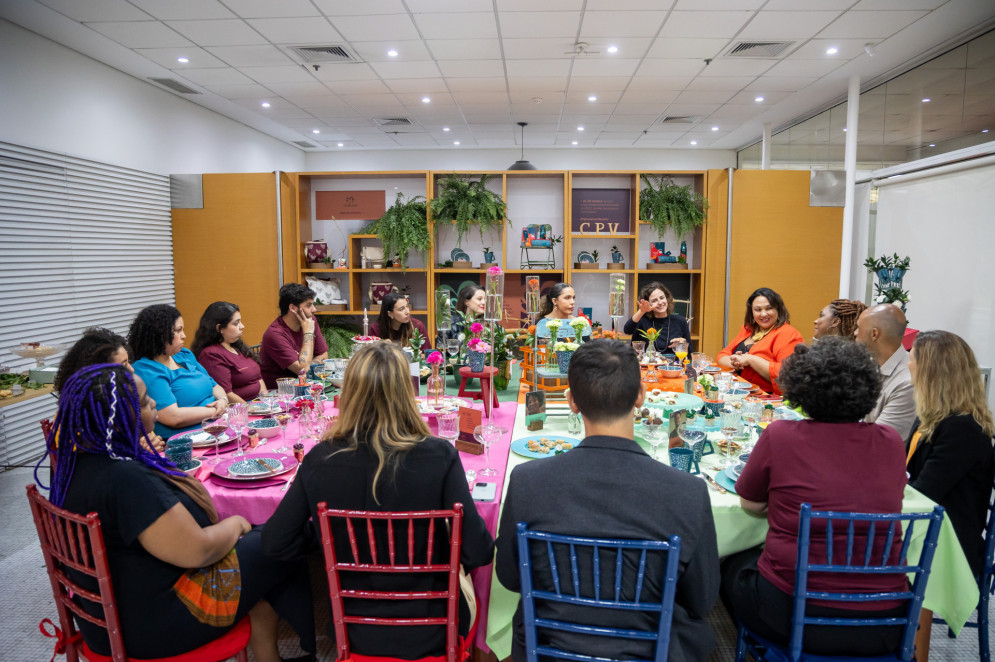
[718,409,741,468]
[474,424,501,477]
[678,423,706,450]
[673,340,689,371]
[276,378,295,411]
[274,411,292,453]
[201,414,229,465]
[632,341,646,361]
[642,420,665,460]
[437,411,460,446]
[741,401,763,450]
[226,403,248,458]
[445,338,460,388]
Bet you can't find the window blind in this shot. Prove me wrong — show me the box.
[0,140,173,467]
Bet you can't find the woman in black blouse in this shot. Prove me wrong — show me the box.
[622,282,691,355]
[906,330,995,577]
[262,342,494,658]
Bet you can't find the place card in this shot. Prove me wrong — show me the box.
[525,391,546,431]
[455,406,483,454]
[669,409,686,448]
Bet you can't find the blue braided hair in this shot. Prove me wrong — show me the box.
[36,363,183,507]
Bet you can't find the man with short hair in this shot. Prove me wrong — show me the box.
[495,340,719,661]
[260,283,328,389]
[854,303,915,440]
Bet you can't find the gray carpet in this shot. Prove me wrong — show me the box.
[2,461,988,661]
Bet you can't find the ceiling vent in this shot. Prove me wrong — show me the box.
[659,116,700,124]
[292,141,317,148]
[147,77,200,94]
[287,45,359,63]
[374,117,413,126]
[726,41,794,58]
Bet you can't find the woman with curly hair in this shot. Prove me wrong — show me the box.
[717,287,803,394]
[37,364,314,661]
[129,304,228,437]
[192,301,266,404]
[53,327,132,393]
[622,281,691,355]
[812,298,867,341]
[721,337,909,656]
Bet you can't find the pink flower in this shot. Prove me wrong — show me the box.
[475,341,491,353]
[467,338,481,350]
[426,350,444,365]
[470,322,484,334]
[487,266,503,275]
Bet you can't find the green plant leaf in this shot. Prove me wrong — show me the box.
[639,174,708,240]
[430,173,509,246]
[364,192,429,272]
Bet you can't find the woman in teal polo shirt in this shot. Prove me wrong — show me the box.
[129,304,228,438]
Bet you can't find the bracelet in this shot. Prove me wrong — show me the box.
[303,332,315,340]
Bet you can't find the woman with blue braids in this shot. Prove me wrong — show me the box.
[38,364,315,662]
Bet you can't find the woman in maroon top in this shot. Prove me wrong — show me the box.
[721,337,909,656]
[370,292,431,352]
[192,302,266,403]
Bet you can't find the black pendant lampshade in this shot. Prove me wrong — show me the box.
[508,121,537,170]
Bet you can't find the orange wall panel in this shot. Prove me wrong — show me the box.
[702,168,730,356]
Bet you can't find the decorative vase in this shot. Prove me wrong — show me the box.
[611,250,623,263]
[483,250,495,263]
[369,282,396,308]
[556,350,573,374]
[305,240,328,264]
[484,269,504,322]
[468,350,485,372]
[889,268,906,289]
[494,362,511,391]
[427,364,445,407]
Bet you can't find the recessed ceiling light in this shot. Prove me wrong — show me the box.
[577,126,584,132]
[588,95,597,102]
[312,129,320,134]
[337,143,344,147]
[387,49,398,57]
[754,96,764,103]
[453,141,460,145]
[922,98,931,103]
[443,127,450,132]
[607,45,618,54]
[826,47,838,55]
[572,141,578,145]
[260,101,270,108]
[711,126,719,131]
[843,127,847,132]
[177,57,189,63]
[984,129,990,133]
[422,97,431,103]
[690,140,697,145]
[928,143,936,147]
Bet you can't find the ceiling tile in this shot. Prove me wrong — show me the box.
[646,38,730,59]
[789,38,869,60]
[205,45,293,66]
[662,102,722,115]
[625,75,694,90]
[613,103,671,115]
[38,0,152,22]
[328,80,391,94]
[369,60,441,79]
[745,76,818,92]
[675,90,737,104]
[86,21,193,48]
[579,11,668,38]
[166,19,267,46]
[447,77,508,92]
[453,91,510,105]
[738,11,842,40]
[216,0,320,18]
[202,82,273,98]
[568,76,633,92]
[351,40,433,62]
[763,0,851,8]
[428,39,503,60]
[413,12,498,40]
[686,75,757,92]
[565,89,624,104]
[310,64,380,81]
[853,0,945,9]
[497,0,583,10]
[246,17,343,43]
[726,89,790,104]
[659,11,755,39]
[499,12,582,38]
[136,47,227,69]
[331,14,420,41]
[699,58,775,77]
[819,11,929,40]
[764,59,844,77]
[265,82,337,96]
[408,0,494,11]
[706,105,764,121]
[561,104,615,115]
[127,0,234,20]
[619,89,681,104]
[501,38,576,60]
[177,67,254,85]
[437,60,507,77]
[673,0,765,7]
[570,58,641,77]
[507,60,573,77]
[636,59,706,78]
[241,65,315,83]
[508,76,568,92]
[382,78,449,93]
[313,0,406,15]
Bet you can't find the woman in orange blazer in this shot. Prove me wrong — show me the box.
[718,287,803,394]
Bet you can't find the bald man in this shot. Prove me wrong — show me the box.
[854,304,915,440]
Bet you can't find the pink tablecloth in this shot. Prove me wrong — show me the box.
[196,398,519,654]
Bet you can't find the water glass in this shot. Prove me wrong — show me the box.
[718,409,741,468]
[474,424,501,477]
[632,341,646,360]
[227,403,248,457]
[642,420,665,460]
[566,411,582,436]
[465,469,477,493]
[201,414,228,465]
[437,411,460,445]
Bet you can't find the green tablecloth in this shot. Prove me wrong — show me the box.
[484,409,980,659]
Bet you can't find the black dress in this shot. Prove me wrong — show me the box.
[61,454,314,658]
[622,313,691,355]
[907,414,995,577]
[262,436,495,658]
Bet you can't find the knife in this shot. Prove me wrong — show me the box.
[703,473,727,494]
[254,458,278,475]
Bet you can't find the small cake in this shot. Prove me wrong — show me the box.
[293,442,305,463]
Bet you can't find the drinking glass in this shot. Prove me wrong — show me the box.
[277,378,295,411]
[566,411,582,436]
[227,403,248,458]
[642,420,665,460]
[718,409,741,468]
[275,412,292,453]
[474,424,501,477]
[437,411,460,446]
[465,469,477,493]
[632,341,646,360]
[673,340,689,367]
[678,423,706,449]
[741,401,763,449]
[201,414,228,465]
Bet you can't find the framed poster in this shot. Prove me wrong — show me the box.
[315,190,386,220]
[571,189,630,234]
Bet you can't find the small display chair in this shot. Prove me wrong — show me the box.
[457,366,500,417]
[515,522,682,662]
[317,502,471,662]
[26,484,251,662]
[735,503,946,662]
[520,224,556,269]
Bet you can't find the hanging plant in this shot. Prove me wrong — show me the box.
[429,173,508,247]
[361,192,430,272]
[639,175,708,239]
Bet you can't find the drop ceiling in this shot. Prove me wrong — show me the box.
[3,0,994,153]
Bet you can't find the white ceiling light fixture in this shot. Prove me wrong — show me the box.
[443,126,450,132]
[607,45,618,54]
[577,126,584,132]
[312,129,320,134]
[177,57,189,63]
[864,43,877,57]
[984,129,990,133]
[588,95,597,102]
[508,122,537,170]
[711,126,719,131]
[826,47,838,55]
[387,49,398,57]
[928,143,936,147]
[690,140,697,145]
[337,143,343,147]
[422,96,431,103]
[261,101,270,108]
[454,141,460,145]
[755,96,764,103]
[572,141,578,145]
[922,98,931,103]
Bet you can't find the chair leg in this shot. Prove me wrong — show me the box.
[735,625,748,662]
[980,593,990,662]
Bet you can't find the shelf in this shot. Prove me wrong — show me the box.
[571,268,636,274]
[503,268,564,274]
[349,234,378,239]
[353,268,427,273]
[302,268,351,273]
[635,268,702,274]
[571,233,636,239]
[434,268,486,273]
[316,309,428,316]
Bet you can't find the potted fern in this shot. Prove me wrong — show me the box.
[429,174,509,248]
[639,175,708,240]
[361,192,430,272]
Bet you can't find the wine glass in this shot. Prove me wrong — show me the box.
[741,401,763,450]
[673,340,689,369]
[275,412,292,453]
[632,341,646,361]
[445,338,460,384]
[201,414,228,465]
[226,403,248,458]
[718,409,741,468]
[437,411,460,446]
[642,420,665,460]
[474,424,501,477]
[276,378,295,410]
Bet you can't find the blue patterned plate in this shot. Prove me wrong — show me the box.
[228,456,283,477]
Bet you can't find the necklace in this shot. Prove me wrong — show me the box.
[751,326,774,342]
[650,315,671,349]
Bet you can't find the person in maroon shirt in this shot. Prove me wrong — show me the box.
[259,284,328,389]
[191,301,266,403]
[721,337,910,657]
[369,292,431,352]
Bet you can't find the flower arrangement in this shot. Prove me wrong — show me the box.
[467,338,491,354]
[426,350,444,365]
[546,320,561,340]
[553,341,579,352]
[570,317,587,344]
[487,265,503,279]
[409,328,426,362]
[593,328,618,340]
[469,321,484,335]
[864,253,911,309]
[294,397,317,411]
[641,327,661,343]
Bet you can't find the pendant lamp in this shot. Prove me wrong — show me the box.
[508,122,537,170]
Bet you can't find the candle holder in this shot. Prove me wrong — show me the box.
[525,275,541,391]
[484,267,504,422]
[608,274,628,338]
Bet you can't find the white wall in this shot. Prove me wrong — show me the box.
[305,147,736,172]
[0,19,305,176]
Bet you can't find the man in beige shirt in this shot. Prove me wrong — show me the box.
[854,304,916,440]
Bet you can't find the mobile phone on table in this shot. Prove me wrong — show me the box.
[471,482,496,502]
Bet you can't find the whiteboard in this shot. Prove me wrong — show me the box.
[873,163,995,409]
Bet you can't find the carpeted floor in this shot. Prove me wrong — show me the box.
[2,363,989,660]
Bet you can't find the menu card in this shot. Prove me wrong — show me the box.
[669,409,686,449]
[455,406,484,454]
[525,391,546,431]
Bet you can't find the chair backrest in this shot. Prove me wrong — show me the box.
[317,502,464,662]
[26,484,125,662]
[671,298,692,325]
[980,447,995,598]
[790,503,946,662]
[515,523,681,662]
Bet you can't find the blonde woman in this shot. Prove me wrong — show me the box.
[907,330,995,577]
[262,342,494,658]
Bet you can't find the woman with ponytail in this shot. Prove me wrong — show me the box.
[37,364,315,662]
[813,298,867,341]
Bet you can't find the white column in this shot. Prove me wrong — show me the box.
[761,122,772,170]
[839,75,860,298]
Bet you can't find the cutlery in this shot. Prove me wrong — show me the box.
[281,466,300,491]
[254,458,278,475]
[703,473,727,494]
